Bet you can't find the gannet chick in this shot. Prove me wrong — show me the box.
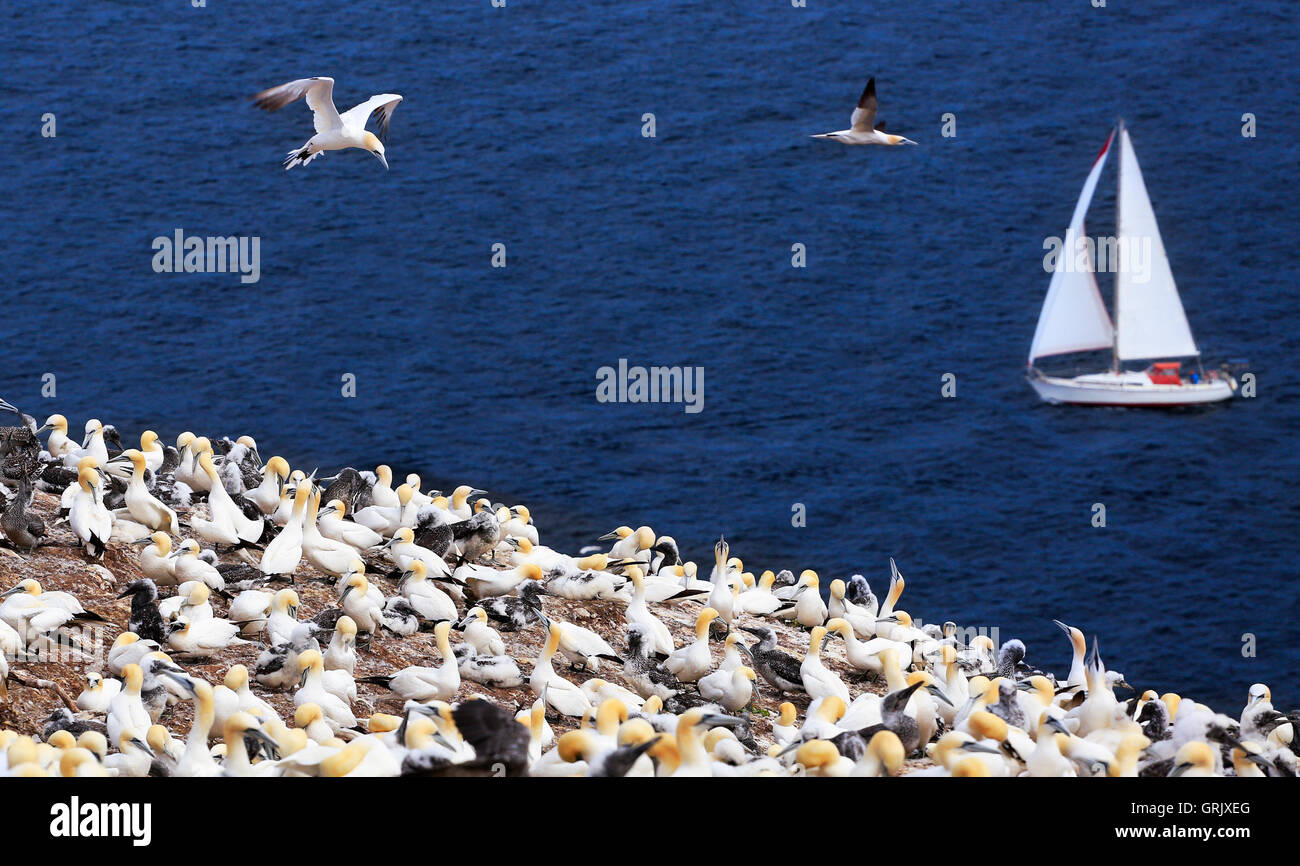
[115,580,166,643]
[453,644,524,689]
[253,76,402,171]
[623,623,685,701]
[1,477,45,552]
[811,76,917,145]
[742,625,805,694]
[254,623,320,691]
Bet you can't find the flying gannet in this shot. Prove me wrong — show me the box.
[253,76,403,170]
[811,76,917,146]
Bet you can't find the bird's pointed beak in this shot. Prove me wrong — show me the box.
[374,151,389,170]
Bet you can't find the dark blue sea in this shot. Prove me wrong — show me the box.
[3,1,1296,713]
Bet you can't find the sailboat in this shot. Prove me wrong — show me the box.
[1027,122,1236,406]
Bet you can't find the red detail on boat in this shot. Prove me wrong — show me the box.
[1092,130,1115,166]
[1147,362,1182,385]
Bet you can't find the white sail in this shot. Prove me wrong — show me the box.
[1028,132,1115,364]
[1114,126,1199,360]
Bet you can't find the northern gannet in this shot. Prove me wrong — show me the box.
[459,606,506,656]
[358,622,460,703]
[69,466,112,558]
[811,76,917,146]
[698,665,757,713]
[253,76,402,170]
[324,615,358,674]
[114,449,178,533]
[166,614,249,659]
[530,622,594,717]
[664,607,720,683]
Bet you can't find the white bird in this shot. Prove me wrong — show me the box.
[137,532,177,586]
[358,622,459,703]
[158,581,213,623]
[294,649,357,732]
[75,671,122,714]
[324,616,358,675]
[317,498,383,549]
[106,664,152,748]
[530,623,593,717]
[266,589,302,647]
[69,466,113,558]
[624,567,674,656]
[398,561,458,623]
[229,588,273,636]
[698,665,758,713]
[253,76,402,170]
[259,481,311,575]
[459,606,506,657]
[115,449,179,534]
[246,456,290,515]
[811,77,917,145]
[801,626,850,703]
[166,616,248,659]
[664,607,721,683]
[170,539,226,591]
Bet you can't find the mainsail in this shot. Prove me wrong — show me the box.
[1028,132,1116,364]
[1114,126,1199,360]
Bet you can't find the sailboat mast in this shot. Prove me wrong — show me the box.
[1112,118,1123,373]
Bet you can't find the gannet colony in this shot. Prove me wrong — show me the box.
[0,399,1294,777]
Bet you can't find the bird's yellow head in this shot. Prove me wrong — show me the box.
[362,131,387,169]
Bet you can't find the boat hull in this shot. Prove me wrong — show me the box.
[1028,372,1234,406]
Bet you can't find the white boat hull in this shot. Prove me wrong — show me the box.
[1028,371,1234,406]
